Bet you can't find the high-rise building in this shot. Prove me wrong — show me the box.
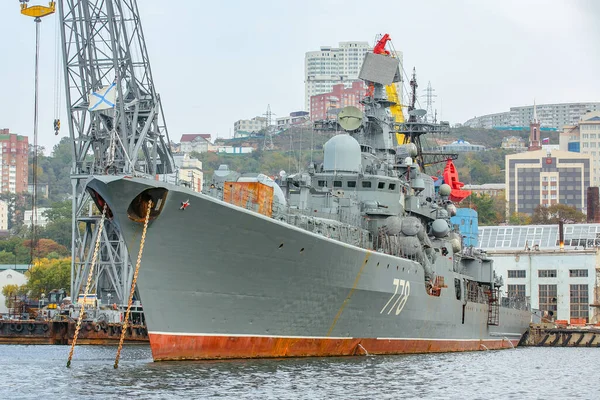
[0,200,7,231]
[0,129,29,194]
[304,41,403,113]
[505,149,592,215]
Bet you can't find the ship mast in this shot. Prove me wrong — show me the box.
[58,0,175,304]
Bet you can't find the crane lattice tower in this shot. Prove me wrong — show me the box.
[58,0,175,304]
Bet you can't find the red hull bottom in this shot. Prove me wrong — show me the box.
[148,333,520,361]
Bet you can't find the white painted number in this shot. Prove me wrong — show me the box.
[380,278,410,315]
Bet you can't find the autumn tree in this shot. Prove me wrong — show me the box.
[509,212,532,225]
[531,204,586,225]
[22,238,69,259]
[22,258,71,298]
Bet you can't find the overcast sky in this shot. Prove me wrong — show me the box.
[1,0,599,153]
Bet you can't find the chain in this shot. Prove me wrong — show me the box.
[114,200,153,369]
[66,204,107,368]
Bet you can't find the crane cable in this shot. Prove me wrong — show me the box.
[66,204,107,368]
[29,17,42,270]
[114,200,152,369]
[53,8,61,135]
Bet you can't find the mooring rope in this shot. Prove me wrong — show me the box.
[114,200,152,369]
[66,204,107,368]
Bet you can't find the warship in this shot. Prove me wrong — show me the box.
[86,37,531,361]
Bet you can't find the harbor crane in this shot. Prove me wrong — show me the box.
[55,0,175,305]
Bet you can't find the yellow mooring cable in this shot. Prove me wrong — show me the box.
[114,200,153,369]
[66,204,107,368]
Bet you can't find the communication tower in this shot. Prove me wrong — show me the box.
[424,81,437,123]
[263,104,274,150]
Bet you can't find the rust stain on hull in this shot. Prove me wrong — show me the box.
[149,333,519,361]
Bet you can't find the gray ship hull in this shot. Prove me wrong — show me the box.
[87,176,530,360]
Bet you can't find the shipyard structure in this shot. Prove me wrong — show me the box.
[479,224,600,324]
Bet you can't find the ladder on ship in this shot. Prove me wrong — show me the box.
[487,289,500,326]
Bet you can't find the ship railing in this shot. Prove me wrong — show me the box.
[284,207,363,227]
[466,281,490,305]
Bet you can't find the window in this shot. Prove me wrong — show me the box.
[454,278,461,300]
[388,183,396,190]
[507,284,526,298]
[569,269,588,277]
[347,181,356,188]
[538,269,557,278]
[538,284,557,313]
[570,284,589,320]
[362,181,371,188]
[317,180,326,187]
[378,182,385,189]
[508,270,526,278]
[333,181,342,187]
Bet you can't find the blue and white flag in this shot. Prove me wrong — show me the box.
[88,82,116,111]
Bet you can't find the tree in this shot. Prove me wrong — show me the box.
[467,193,505,226]
[40,219,72,249]
[1,284,26,307]
[22,258,71,298]
[531,204,587,225]
[22,238,69,258]
[509,212,532,225]
[43,200,71,223]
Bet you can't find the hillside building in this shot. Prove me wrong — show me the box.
[462,184,505,197]
[234,117,267,138]
[23,207,50,227]
[501,136,527,151]
[436,139,485,153]
[464,102,600,130]
[276,111,310,129]
[179,134,211,154]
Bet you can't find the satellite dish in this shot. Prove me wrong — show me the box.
[408,109,427,117]
[338,106,363,132]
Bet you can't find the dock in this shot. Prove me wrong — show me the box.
[521,323,600,347]
[0,319,148,345]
